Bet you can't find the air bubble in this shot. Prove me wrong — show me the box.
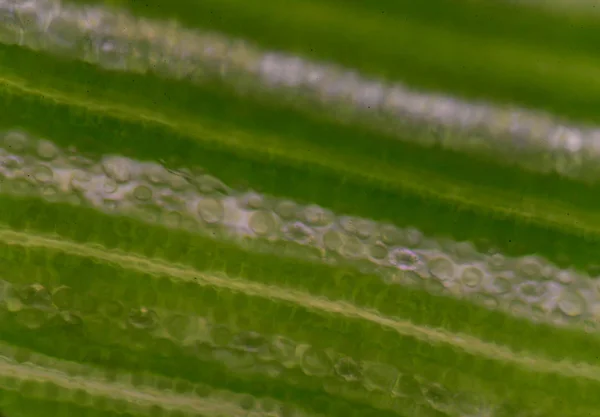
[303,205,332,226]
[340,236,364,258]
[249,211,278,236]
[15,308,46,330]
[461,266,483,288]
[3,131,28,152]
[102,156,131,183]
[210,324,233,346]
[301,347,332,376]
[555,269,575,285]
[18,284,52,309]
[103,178,118,194]
[368,243,388,261]
[473,293,499,309]
[490,275,513,294]
[32,164,54,183]
[517,281,547,301]
[334,357,362,381]
[197,198,224,224]
[233,331,268,353]
[518,257,543,279]
[52,286,74,309]
[243,192,265,209]
[36,140,59,160]
[213,348,256,370]
[354,219,375,240]
[323,229,344,251]
[239,394,256,410]
[162,211,183,228]
[274,200,298,219]
[133,185,153,201]
[128,307,158,329]
[389,248,421,270]
[362,361,398,392]
[421,383,453,412]
[144,164,170,185]
[283,222,313,244]
[69,170,92,190]
[164,314,189,341]
[428,256,455,281]
[101,300,124,318]
[96,36,129,69]
[508,299,530,316]
[557,291,586,317]
[270,336,297,366]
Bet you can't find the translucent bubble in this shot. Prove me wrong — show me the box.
[490,275,513,294]
[162,211,182,228]
[36,140,59,160]
[59,311,82,326]
[3,131,28,152]
[334,356,362,381]
[354,219,376,240]
[362,361,398,392]
[368,243,388,261]
[473,293,499,309]
[128,307,158,329]
[555,269,575,285]
[167,172,189,191]
[389,248,421,270]
[270,336,297,366]
[96,36,129,70]
[101,300,124,318]
[488,253,506,271]
[260,397,279,413]
[379,224,403,245]
[233,331,269,353]
[52,286,74,309]
[428,256,455,281]
[213,348,255,370]
[238,394,256,410]
[301,347,332,376]
[557,291,586,317]
[421,384,453,411]
[197,198,224,224]
[102,156,131,183]
[283,222,313,244]
[210,324,233,346]
[517,257,543,279]
[102,178,119,194]
[32,164,54,183]
[274,200,298,219]
[508,299,531,316]
[461,266,484,288]
[249,211,278,236]
[0,6,22,45]
[517,281,547,302]
[323,229,344,252]
[404,228,423,247]
[18,284,52,309]
[243,192,265,209]
[196,174,228,195]
[133,185,153,201]
[303,205,332,226]
[452,241,477,260]
[4,287,23,312]
[340,236,364,258]
[69,170,92,190]
[164,314,189,341]
[15,308,46,329]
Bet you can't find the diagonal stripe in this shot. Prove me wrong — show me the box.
[0,226,598,384]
